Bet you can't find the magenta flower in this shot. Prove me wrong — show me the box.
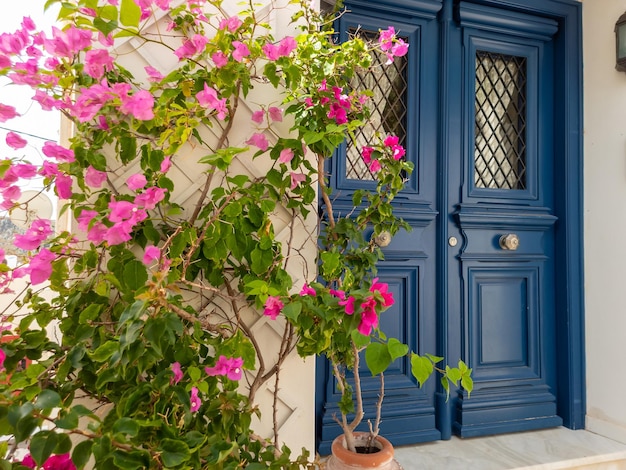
[21,454,36,469]
[77,209,98,232]
[43,453,76,470]
[86,222,108,244]
[42,141,75,162]
[378,27,396,52]
[330,289,346,300]
[25,248,56,285]
[391,39,409,57]
[108,200,136,222]
[143,245,160,265]
[219,16,242,32]
[43,25,92,58]
[211,51,228,68]
[144,65,163,82]
[160,156,172,173]
[189,386,201,412]
[6,131,26,149]
[170,362,183,384]
[361,146,374,164]
[384,135,399,147]
[0,104,19,122]
[339,295,356,315]
[127,173,147,191]
[245,133,269,151]
[205,355,244,381]
[85,166,107,188]
[268,106,283,122]
[196,83,228,120]
[84,49,114,79]
[119,90,154,121]
[174,34,208,60]
[369,159,381,173]
[263,296,284,320]
[55,173,73,199]
[11,163,37,179]
[299,283,316,296]
[0,348,5,371]
[357,296,379,336]
[231,41,250,62]
[14,219,53,251]
[251,110,264,124]
[262,43,280,61]
[278,148,294,163]
[290,172,306,190]
[278,36,297,56]
[106,221,134,245]
[134,186,167,210]
[370,278,394,307]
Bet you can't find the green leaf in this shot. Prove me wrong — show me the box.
[119,135,137,164]
[91,341,119,362]
[72,440,94,469]
[365,342,392,376]
[119,0,140,28]
[410,353,434,387]
[93,17,118,36]
[30,431,58,466]
[351,330,370,349]
[34,390,61,410]
[281,302,301,321]
[387,338,409,361]
[159,439,191,467]
[113,418,140,437]
[122,260,148,292]
[79,304,102,324]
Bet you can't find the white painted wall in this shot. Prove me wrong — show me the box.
[583,0,626,444]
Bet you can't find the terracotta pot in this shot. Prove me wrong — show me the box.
[326,432,402,469]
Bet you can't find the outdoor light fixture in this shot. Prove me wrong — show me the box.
[616,11,626,71]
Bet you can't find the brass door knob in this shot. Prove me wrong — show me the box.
[499,233,519,251]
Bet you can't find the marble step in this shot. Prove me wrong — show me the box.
[393,427,626,470]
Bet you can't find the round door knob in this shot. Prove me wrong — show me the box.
[499,233,519,251]
[373,231,392,247]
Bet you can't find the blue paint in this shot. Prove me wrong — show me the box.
[316,0,584,452]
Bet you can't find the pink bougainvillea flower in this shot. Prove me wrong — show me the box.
[262,43,279,61]
[32,90,61,111]
[0,104,18,122]
[14,219,53,251]
[174,34,208,60]
[219,16,242,32]
[278,36,297,56]
[84,49,114,79]
[98,32,114,47]
[21,454,36,469]
[6,131,26,149]
[231,41,250,62]
[108,200,136,222]
[299,283,316,296]
[11,163,37,179]
[211,51,228,68]
[338,295,356,315]
[134,186,167,210]
[43,453,76,470]
[143,245,160,265]
[44,26,92,58]
[357,296,379,336]
[42,141,75,162]
[170,362,183,385]
[251,110,264,124]
[0,348,5,371]
[77,209,98,232]
[391,39,409,57]
[25,248,56,285]
[245,133,269,152]
[127,173,147,191]
[106,221,134,245]
[361,146,374,164]
[383,135,399,147]
[85,166,107,188]
[196,83,228,120]
[55,173,73,199]
[119,90,154,121]
[278,148,294,164]
[290,172,306,190]
[263,296,283,320]
[378,27,396,52]
[144,65,163,82]
[160,156,172,173]
[330,289,346,300]
[86,222,108,244]
[268,106,282,122]
[369,159,381,173]
[205,355,243,381]
[22,16,36,31]
[189,386,201,412]
[370,278,394,307]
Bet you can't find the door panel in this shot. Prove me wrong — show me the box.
[316,0,578,451]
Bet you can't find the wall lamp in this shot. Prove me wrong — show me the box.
[616,11,626,71]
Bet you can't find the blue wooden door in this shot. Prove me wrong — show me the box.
[316,0,583,452]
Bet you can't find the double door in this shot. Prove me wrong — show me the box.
[317,0,577,452]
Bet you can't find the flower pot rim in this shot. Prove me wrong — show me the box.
[331,432,395,466]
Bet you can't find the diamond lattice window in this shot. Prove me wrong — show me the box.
[346,30,408,181]
[474,51,527,190]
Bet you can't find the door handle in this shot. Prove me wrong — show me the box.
[499,233,519,251]
[373,231,392,247]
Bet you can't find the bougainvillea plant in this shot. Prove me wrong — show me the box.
[0,0,472,468]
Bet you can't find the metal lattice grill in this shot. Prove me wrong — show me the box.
[474,51,527,190]
[346,30,408,181]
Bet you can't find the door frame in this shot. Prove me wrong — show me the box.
[315,0,584,448]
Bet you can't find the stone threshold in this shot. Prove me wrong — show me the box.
[393,427,626,469]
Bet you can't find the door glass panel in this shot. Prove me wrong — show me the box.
[474,50,527,190]
[346,30,408,181]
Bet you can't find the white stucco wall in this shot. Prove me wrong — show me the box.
[583,0,626,444]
